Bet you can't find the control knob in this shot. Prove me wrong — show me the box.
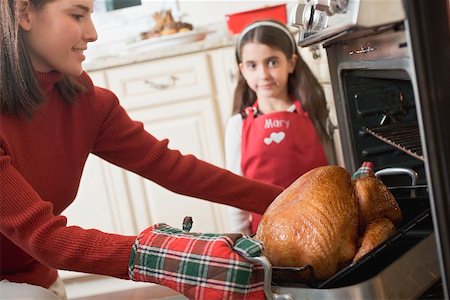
[291,1,326,32]
[319,0,348,16]
[291,0,348,31]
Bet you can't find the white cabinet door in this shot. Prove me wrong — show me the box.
[207,46,239,130]
[63,70,135,235]
[62,49,238,299]
[299,45,331,84]
[63,49,240,298]
[122,97,228,233]
[62,156,135,234]
[61,71,142,297]
[299,45,345,166]
[87,70,107,87]
[104,53,229,234]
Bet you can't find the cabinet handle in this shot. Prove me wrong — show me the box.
[309,44,322,59]
[144,75,178,90]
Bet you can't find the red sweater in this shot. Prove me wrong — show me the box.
[0,71,282,288]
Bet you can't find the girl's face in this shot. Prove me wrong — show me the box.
[18,0,97,76]
[239,42,296,102]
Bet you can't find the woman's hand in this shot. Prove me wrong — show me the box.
[129,224,265,300]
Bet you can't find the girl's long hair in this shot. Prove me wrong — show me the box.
[233,20,329,141]
[0,0,86,118]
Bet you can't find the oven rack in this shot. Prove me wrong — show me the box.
[365,121,424,161]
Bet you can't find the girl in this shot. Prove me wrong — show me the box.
[226,20,335,235]
[0,1,282,299]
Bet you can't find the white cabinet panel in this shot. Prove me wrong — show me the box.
[63,69,136,235]
[63,156,135,234]
[87,70,107,88]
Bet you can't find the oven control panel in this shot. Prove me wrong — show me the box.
[291,0,405,46]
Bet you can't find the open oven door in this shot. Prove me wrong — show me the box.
[404,0,450,298]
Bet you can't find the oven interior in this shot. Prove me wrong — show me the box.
[342,69,425,184]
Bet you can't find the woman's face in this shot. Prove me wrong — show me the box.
[18,0,97,76]
[239,42,296,102]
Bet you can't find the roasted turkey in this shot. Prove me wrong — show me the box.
[254,165,402,280]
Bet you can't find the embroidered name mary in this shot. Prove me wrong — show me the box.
[264,118,290,129]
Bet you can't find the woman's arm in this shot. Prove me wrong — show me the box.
[91,89,282,214]
[0,140,135,279]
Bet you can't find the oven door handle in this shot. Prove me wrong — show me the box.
[375,167,419,197]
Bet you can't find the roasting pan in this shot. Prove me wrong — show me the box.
[245,169,439,299]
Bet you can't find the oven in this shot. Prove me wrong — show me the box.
[247,0,450,299]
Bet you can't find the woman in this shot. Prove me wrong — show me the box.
[0,1,282,299]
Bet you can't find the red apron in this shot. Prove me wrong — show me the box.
[241,100,328,234]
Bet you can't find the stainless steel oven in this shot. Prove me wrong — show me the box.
[249,1,450,299]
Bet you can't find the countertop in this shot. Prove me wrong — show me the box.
[83,31,237,72]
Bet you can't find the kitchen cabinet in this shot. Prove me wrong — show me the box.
[207,46,238,128]
[103,52,230,233]
[64,50,239,234]
[62,70,138,237]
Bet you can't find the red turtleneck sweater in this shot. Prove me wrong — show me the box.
[0,71,282,288]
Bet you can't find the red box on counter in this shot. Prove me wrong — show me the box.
[225,4,287,35]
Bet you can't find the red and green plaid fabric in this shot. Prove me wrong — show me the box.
[352,161,375,179]
[129,224,265,299]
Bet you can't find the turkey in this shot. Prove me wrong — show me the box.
[254,165,402,280]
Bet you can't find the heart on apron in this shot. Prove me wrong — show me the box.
[264,131,286,145]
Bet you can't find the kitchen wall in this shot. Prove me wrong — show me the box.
[87,0,295,59]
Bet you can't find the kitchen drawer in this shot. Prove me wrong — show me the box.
[105,53,213,110]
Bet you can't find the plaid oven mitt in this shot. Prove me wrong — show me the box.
[129,224,265,300]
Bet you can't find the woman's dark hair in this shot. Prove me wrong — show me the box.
[233,19,329,141]
[0,0,87,118]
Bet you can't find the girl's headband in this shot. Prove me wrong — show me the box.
[236,20,297,62]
